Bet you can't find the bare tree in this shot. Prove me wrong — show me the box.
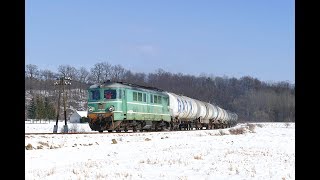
[78,67,90,96]
[25,64,39,94]
[102,62,112,82]
[40,69,55,95]
[110,64,126,81]
[89,62,105,83]
[58,65,78,80]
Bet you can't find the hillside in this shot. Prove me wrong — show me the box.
[25,89,87,120]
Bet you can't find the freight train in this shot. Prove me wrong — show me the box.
[87,81,238,132]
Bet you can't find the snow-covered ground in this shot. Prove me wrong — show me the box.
[25,122,295,180]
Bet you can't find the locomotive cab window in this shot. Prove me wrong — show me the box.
[104,89,116,99]
[118,90,122,99]
[90,89,100,100]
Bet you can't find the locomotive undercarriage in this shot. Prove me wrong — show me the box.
[115,120,170,132]
[89,113,171,132]
[89,113,235,133]
[170,117,232,131]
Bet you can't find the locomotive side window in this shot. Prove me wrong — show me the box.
[150,94,153,103]
[133,92,137,101]
[154,95,158,103]
[104,90,116,99]
[138,92,142,101]
[158,96,162,104]
[143,94,146,102]
[90,89,100,100]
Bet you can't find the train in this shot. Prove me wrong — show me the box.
[87,81,238,132]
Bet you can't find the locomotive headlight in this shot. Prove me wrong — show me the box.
[108,105,115,112]
[88,106,94,112]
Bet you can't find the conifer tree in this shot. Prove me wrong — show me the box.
[27,97,36,119]
[35,95,45,122]
[44,97,56,120]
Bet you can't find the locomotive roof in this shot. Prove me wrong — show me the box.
[89,81,165,93]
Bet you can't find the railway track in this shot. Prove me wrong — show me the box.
[24,127,231,136]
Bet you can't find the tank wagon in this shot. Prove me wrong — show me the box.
[87,81,238,132]
[167,92,237,130]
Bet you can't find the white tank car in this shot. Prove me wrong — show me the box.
[203,103,219,123]
[213,105,219,120]
[194,100,207,122]
[223,109,230,123]
[224,110,229,121]
[166,92,206,121]
[226,111,231,122]
[231,113,236,122]
[221,109,228,123]
[216,106,225,122]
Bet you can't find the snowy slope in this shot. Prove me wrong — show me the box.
[25,122,295,180]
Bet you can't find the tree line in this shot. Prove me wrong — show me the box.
[25,63,295,122]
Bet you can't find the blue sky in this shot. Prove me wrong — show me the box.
[26,0,294,83]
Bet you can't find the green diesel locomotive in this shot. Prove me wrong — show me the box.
[87,81,171,132]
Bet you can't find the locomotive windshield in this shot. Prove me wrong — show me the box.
[90,89,100,100]
[104,89,117,99]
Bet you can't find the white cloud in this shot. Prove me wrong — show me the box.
[135,45,159,56]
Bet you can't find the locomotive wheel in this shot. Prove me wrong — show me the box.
[99,130,103,133]
[133,126,137,132]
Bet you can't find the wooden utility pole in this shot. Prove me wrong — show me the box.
[53,77,71,133]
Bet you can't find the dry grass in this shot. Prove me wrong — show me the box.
[69,124,79,133]
[194,155,203,160]
[111,139,117,144]
[247,123,256,133]
[229,127,246,135]
[285,123,291,128]
[46,168,56,176]
[219,130,229,136]
[38,141,49,147]
[26,144,33,150]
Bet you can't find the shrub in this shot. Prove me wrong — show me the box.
[247,123,256,132]
[26,144,33,150]
[194,155,203,160]
[69,124,79,133]
[285,123,290,128]
[111,139,117,144]
[229,127,246,135]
